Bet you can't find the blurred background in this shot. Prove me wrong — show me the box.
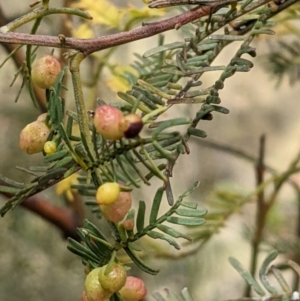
[0,1,300,301]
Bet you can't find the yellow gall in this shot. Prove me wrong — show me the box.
[96,182,120,205]
[44,141,57,155]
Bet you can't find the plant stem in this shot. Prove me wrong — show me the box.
[0,0,275,54]
[245,135,267,296]
[69,52,96,166]
[1,7,92,32]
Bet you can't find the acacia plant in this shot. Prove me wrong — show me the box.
[0,0,300,300]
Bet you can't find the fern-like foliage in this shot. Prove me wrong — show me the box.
[0,0,296,215]
[264,40,300,86]
[68,181,206,274]
[0,0,299,286]
[153,251,299,301]
[229,250,294,298]
[262,6,300,86]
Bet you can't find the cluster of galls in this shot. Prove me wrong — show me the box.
[83,263,146,301]
[21,55,146,301]
[19,55,143,155]
[93,105,143,141]
[19,55,61,154]
[95,182,132,224]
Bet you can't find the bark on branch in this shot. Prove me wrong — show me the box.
[0,6,212,55]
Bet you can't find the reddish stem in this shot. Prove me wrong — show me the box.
[0,6,212,55]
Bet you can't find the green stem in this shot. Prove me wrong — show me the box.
[1,7,92,32]
[69,52,96,166]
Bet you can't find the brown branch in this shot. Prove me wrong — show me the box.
[0,6,214,55]
[0,180,82,240]
[0,0,294,56]
[21,193,82,240]
[245,135,267,297]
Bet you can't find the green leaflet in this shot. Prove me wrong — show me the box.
[166,289,181,301]
[152,118,190,137]
[43,149,69,162]
[81,230,113,259]
[147,230,180,250]
[229,257,265,296]
[0,174,24,189]
[128,242,142,252]
[209,34,245,41]
[0,186,21,195]
[156,224,192,241]
[67,245,97,263]
[153,292,166,301]
[68,222,114,267]
[181,181,200,198]
[259,250,278,294]
[67,238,100,263]
[167,216,206,226]
[117,224,128,242]
[83,219,111,243]
[181,287,194,301]
[117,91,151,114]
[77,229,105,259]
[175,208,207,218]
[136,201,146,233]
[180,201,198,209]
[208,105,230,114]
[251,29,275,36]
[270,266,291,294]
[149,187,164,224]
[123,246,159,275]
[51,155,74,169]
[143,42,185,58]
[115,154,140,188]
[29,166,48,172]
[63,164,80,178]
